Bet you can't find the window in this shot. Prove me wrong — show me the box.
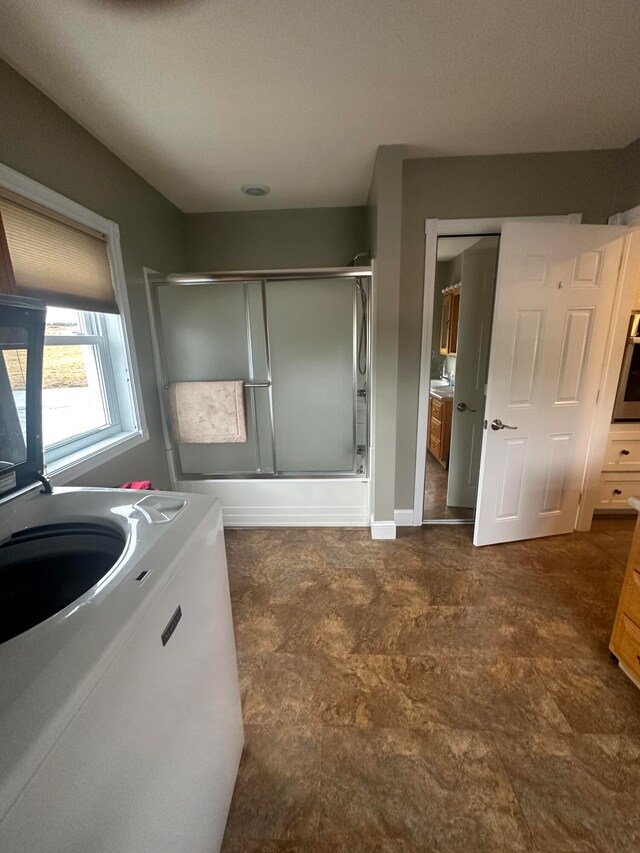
[42,306,138,466]
[0,162,147,481]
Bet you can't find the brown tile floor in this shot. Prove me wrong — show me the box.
[423,452,474,521]
[221,518,640,852]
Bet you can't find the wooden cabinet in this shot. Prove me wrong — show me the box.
[439,287,460,355]
[427,394,453,468]
[610,510,640,686]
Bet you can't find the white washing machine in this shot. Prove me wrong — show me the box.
[0,296,243,852]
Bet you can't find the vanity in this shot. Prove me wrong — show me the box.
[428,383,453,468]
[610,498,640,687]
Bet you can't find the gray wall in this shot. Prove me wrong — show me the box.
[0,59,187,488]
[395,148,623,509]
[185,206,367,270]
[616,137,640,212]
[367,145,405,522]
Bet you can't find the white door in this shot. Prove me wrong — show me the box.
[474,222,628,547]
[447,238,499,508]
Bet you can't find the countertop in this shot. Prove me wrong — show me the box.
[429,381,454,402]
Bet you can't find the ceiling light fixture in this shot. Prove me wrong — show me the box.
[241,183,271,197]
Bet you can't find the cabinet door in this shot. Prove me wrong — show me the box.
[448,291,460,355]
[439,294,451,354]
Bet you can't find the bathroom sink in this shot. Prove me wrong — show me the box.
[0,522,126,645]
[430,380,454,399]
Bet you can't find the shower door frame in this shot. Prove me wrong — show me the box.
[146,267,371,481]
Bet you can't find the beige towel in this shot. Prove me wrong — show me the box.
[168,381,247,444]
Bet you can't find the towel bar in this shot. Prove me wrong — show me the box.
[244,381,271,388]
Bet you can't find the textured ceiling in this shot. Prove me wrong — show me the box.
[1,0,639,212]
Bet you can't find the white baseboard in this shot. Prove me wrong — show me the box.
[394,509,415,527]
[370,517,396,539]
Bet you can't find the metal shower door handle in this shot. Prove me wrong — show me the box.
[491,418,518,431]
[457,402,477,413]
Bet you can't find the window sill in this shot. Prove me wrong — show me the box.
[47,429,149,486]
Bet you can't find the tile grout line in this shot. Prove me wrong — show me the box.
[489,729,542,853]
[531,659,576,734]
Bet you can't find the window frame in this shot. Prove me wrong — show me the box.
[43,309,122,464]
[0,162,148,482]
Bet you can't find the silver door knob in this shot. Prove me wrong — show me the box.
[457,402,477,413]
[491,419,518,431]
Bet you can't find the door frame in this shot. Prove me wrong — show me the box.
[609,204,640,227]
[412,214,582,526]
[575,212,640,529]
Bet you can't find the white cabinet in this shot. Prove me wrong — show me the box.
[598,425,640,511]
[603,431,640,471]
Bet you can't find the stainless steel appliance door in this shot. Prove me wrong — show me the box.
[614,334,640,421]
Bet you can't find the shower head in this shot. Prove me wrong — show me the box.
[348,251,370,267]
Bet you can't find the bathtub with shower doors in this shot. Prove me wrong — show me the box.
[146,267,371,527]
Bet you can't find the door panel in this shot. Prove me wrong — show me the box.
[266,278,355,473]
[541,433,572,514]
[497,437,527,519]
[555,309,593,404]
[508,310,544,407]
[474,223,628,546]
[447,238,498,508]
[156,282,273,475]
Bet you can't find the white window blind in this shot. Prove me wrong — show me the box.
[0,192,118,314]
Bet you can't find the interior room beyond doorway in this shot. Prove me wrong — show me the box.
[423,235,499,523]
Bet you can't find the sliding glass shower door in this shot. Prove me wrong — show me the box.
[267,279,355,473]
[156,280,274,475]
[152,270,369,478]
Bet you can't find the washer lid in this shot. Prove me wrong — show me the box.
[0,295,46,501]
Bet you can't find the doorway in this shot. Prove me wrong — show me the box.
[413,215,637,547]
[423,235,499,522]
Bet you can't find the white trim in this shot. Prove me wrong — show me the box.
[105,224,147,440]
[48,431,146,485]
[0,162,123,235]
[394,509,414,526]
[370,518,396,539]
[144,267,180,484]
[412,213,582,526]
[0,161,149,477]
[576,229,640,530]
[609,205,640,227]
[423,214,582,234]
[367,258,378,521]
